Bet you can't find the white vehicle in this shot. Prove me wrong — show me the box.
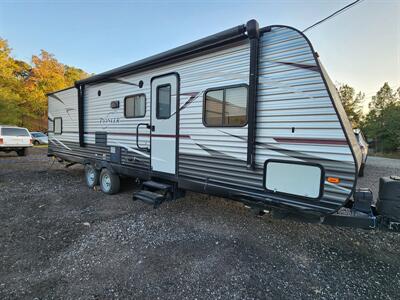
[0,125,32,156]
[354,129,369,177]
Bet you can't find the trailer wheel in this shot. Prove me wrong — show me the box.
[85,164,100,188]
[99,168,120,195]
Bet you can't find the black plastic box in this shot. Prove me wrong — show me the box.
[376,176,400,221]
[353,188,373,214]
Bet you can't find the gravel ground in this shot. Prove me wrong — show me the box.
[358,156,400,200]
[0,148,400,299]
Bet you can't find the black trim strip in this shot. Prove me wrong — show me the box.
[78,85,85,147]
[246,19,260,169]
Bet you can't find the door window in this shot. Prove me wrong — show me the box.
[156,84,171,119]
[54,117,62,134]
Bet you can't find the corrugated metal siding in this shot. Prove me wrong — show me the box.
[255,26,357,212]
[48,88,79,154]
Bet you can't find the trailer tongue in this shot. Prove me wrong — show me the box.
[317,176,400,231]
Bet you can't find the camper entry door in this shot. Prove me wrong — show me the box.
[150,73,178,175]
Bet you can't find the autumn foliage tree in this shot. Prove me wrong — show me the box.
[0,38,89,129]
[0,39,30,125]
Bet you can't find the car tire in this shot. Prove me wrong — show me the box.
[17,149,26,156]
[359,163,365,177]
[85,164,100,188]
[99,168,120,195]
[33,140,40,146]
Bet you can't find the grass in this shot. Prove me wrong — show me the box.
[33,144,48,148]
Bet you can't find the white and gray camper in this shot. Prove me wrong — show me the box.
[48,20,367,221]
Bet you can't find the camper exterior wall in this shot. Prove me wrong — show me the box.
[48,87,79,144]
[48,25,359,216]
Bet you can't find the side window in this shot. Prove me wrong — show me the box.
[124,94,146,118]
[204,85,248,127]
[156,84,171,119]
[48,119,54,132]
[54,117,62,134]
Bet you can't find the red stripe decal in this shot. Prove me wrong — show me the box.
[274,137,348,145]
[83,131,190,139]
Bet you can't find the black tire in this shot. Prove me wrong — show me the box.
[85,164,100,188]
[359,163,365,177]
[17,149,26,156]
[99,168,120,195]
[33,140,40,146]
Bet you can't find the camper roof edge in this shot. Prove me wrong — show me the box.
[74,22,254,87]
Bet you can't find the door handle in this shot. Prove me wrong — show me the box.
[136,123,150,152]
[147,124,155,131]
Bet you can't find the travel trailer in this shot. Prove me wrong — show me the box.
[48,19,400,229]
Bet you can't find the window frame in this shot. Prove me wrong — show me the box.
[124,93,146,118]
[156,84,172,120]
[53,117,63,135]
[202,84,249,128]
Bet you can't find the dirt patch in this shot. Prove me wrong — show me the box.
[1,148,400,299]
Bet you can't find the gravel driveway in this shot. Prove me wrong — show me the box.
[1,148,399,299]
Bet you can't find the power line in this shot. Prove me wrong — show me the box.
[303,0,365,33]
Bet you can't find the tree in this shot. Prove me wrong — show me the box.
[25,50,89,118]
[0,38,30,125]
[64,65,89,86]
[368,82,397,112]
[25,50,67,116]
[0,38,90,129]
[337,84,364,128]
[362,82,400,152]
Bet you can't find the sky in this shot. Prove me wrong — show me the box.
[0,0,399,110]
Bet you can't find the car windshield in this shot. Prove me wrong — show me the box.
[1,128,30,137]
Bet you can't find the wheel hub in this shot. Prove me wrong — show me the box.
[102,174,111,191]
